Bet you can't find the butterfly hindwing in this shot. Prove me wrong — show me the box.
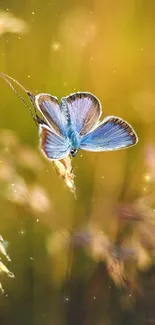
[39,124,71,160]
[35,94,67,136]
[61,92,101,135]
[80,116,138,152]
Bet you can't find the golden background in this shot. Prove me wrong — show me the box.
[0,1,155,324]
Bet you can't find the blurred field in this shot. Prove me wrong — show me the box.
[0,1,155,325]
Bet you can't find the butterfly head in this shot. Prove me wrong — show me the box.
[70,148,78,157]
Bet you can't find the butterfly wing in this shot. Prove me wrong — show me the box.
[80,116,138,151]
[60,92,101,135]
[35,94,68,136]
[39,124,71,160]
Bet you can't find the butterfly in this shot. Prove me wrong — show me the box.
[0,73,138,161]
[36,92,138,159]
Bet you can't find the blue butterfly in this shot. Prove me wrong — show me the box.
[0,72,138,160]
[35,92,138,160]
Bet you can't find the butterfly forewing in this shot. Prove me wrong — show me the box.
[61,92,101,135]
[80,116,138,151]
[35,94,67,136]
[39,124,71,160]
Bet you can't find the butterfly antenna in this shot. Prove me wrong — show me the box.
[0,72,38,126]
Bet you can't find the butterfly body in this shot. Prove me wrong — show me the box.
[67,129,80,151]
